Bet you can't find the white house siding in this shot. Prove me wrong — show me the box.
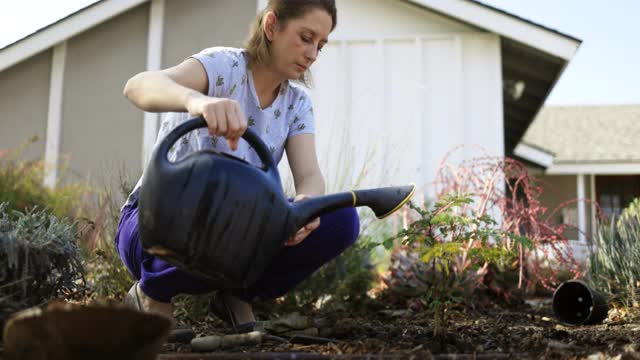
[61,4,149,186]
[332,0,480,38]
[0,50,51,160]
[279,0,503,198]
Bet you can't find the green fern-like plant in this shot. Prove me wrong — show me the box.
[590,198,640,307]
[379,193,532,338]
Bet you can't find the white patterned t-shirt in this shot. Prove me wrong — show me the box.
[125,46,315,205]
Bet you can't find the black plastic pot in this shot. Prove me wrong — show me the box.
[552,280,609,325]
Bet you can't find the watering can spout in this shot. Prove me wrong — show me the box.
[292,184,416,228]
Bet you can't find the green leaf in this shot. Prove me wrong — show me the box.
[508,233,534,249]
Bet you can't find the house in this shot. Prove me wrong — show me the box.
[515,105,640,252]
[0,0,580,202]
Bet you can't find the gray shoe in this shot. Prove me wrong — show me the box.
[123,281,195,344]
[123,281,143,310]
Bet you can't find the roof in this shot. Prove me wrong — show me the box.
[522,105,640,164]
[407,0,581,60]
[1,0,581,73]
[468,0,581,43]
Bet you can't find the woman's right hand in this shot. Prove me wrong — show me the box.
[186,93,247,151]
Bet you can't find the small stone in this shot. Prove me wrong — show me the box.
[547,340,571,350]
[586,352,607,360]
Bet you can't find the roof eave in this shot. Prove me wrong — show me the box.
[0,0,149,73]
[406,0,581,61]
[547,162,640,175]
[514,142,555,168]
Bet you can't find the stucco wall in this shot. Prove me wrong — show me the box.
[537,174,595,240]
[162,0,257,68]
[61,3,149,187]
[0,50,51,160]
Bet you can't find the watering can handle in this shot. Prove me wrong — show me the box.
[156,116,277,174]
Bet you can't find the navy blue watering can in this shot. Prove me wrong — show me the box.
[138,117,415,288]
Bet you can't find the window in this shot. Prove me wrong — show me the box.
[596,175,640,217]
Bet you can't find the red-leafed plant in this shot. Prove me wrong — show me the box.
[430,151,584,292]
[376,149,589,315]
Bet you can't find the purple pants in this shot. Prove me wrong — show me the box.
[115,194,360,303]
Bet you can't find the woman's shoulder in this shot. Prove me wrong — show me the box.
[195,46,247,66]
[191,47,248,96]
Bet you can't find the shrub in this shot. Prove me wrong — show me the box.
[0,139,89,219]
[378,193,531,337]
[590,198,640,307]
[430,151,583,291]
[82,170,137,300]
[0,140,134,301]
[0,203,84,332]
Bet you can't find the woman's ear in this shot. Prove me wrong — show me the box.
[262,11,278,41]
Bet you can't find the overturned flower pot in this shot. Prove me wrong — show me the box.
[2,301,171,360]
[552,280,609,326]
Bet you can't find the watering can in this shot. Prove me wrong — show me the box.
[138,117,415,288]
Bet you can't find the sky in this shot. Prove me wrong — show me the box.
[1,0,639,106]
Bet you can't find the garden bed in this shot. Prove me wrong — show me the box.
[160,300,640,359]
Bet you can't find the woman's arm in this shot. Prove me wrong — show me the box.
[123,58,247,149]
[284,133,325,246]
[123,58,208,113]
[286,133,325,197]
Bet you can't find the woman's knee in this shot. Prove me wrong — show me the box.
[328,207,360,250]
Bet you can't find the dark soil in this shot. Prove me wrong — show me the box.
[161,299,640,359]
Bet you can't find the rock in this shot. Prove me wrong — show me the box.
[547,340,572,351]
[379,309,410,317]
[167,327,196,344]
[191,331,263,352]
[624,344,639,352]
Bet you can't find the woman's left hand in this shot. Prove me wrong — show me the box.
[286,194,320,246]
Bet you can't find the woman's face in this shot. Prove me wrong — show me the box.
[267,8,333,80]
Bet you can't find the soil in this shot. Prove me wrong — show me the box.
[160,299,640,359]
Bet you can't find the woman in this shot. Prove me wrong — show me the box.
[117,0,359,333]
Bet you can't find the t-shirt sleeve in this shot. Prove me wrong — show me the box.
[288,92,316,138]
[190,47,235,98]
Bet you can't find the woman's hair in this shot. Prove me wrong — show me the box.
[244,0,337,85]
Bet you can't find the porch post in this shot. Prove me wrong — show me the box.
[590,174,596,240]
[142,0,165,170]
[577,174,586,244]
[44,41,67,189]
